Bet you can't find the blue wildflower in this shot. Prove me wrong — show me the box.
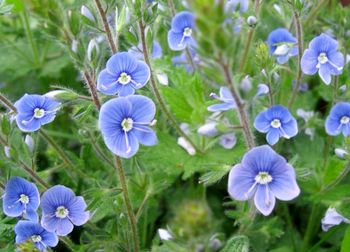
[325,102,350,136]
[97,52,150,96]
[99,95,157,158]
[254,105,298,145]
[168,11,196,51]
[301,33,344,85]
[266,28,298,64]
[321,208,350,232]
[208,87,236,112]
[41,185,90,236]
[254,83,269,98]
[128,41,162,60]
[228,145,300,216]
[2,177,40,222]
[172,47,199,73]
[225,0,249,13]
[14,94,61,132]
[15,221,58,251]
[219,133,237,149]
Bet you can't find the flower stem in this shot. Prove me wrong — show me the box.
[138,20,202,154]
[82,70,101,110]
[167,0,176,17]
[221,62,255,149]
[94,0,117,54]
[0,93,17,112]
[301,204,320,252]
[238,0,261,73]
[115,156,139,252]
[19,161,49,189]
[288,10,304,109]
[304,0,328,27]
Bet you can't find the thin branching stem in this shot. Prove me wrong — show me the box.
[288,10,303,109]
[221,62,255,149]
[138,19,202,153]
[115,156,139,252]
[0,93,17,112]
[82,71,101,110]
[94,0,117,54]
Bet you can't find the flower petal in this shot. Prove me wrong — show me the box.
[15,114,41,132]
[106,52,138,75]
[68,196,90,226]
[97,69,119,95]
[103,132,139,158]
[207,103,235,112]
[228,164,256,200]
[269,164,300,201]
[254,185,276,216]
[168,30,186,51]
[266,128,280,145]
[319,64,331,85]
[41,231,59,247]
[133,126,158,146]
[171,11,194,33]
[325,116,341,136]
[281,118,298,138]
[301,49,318,75]
[130,61,150,88]
[327,50,344,75]
[254,112,271,133]
[118,84,135,97]
[128,95,156,123]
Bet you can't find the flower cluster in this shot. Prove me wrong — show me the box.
[2,177,89,251]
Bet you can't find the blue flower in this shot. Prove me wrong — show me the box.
[2,177,40,222]
[301,33,344,85]
[321,208,350,232]
[225,0,249,13]
[172,47,199,73]
[14,94,61,132]
[228,145,300,216]
[208,87,236,112]
[99,95,157,158]
[254,105,298,145]
[128,41,162,60]
[168,11,196,51]
[266,28,298,64]
[325,102,350,136]
[15,221,58,251]
[41,185,90,236]
[97,52,150,96]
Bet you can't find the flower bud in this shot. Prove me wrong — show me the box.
[335,148,348,159]
[158,228,172,241]
[247,16,257,26]
[4,146,10,158]
[81,5,95,22]
[25,135,35,153]
[87,39,100,61]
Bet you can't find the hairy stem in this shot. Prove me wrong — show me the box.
[167,0,176,17]
[138,20,202,153]
[94,0,117,54]
[115,156,139,252]
[288,10,304,109]
[19,161,49,188]
[221,63,255,149]
[0,93,17,112]
[82,71,101,110]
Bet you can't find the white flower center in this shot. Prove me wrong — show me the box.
[255,172,273,185]
[274,44,290,56]
[341,116,350,124]
[183,27,192,37]
[270,119,281,128]
[19,194,29,204]
[121,118,133,132]
[33,108,45,118]
[55,206,69,218]
[31,235,42,243]
[118,72,131,85]
[318,53,328,64]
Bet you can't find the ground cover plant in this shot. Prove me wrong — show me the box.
[0,0,350,251]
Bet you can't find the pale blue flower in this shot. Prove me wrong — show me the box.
[301,34,344,85]
[254,105,298,145]
[168,11,196,51]
[208,87,236,112]
[325,102,350,136]
[228,145,300,216]
[15,221,58,251]
[99,95,157,158]
[322,208,350,232]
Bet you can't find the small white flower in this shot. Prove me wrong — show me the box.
[335,148,348,159]
[25,135,35,153]
[4,146,10,158]
[156,73,168,86]
[158,228,173,241]
[81,5,95,22]
[177,137,196,155]
[296,109,314,122]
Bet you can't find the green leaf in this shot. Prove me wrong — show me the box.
[221,235,249,252]
[341,226,350,252]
